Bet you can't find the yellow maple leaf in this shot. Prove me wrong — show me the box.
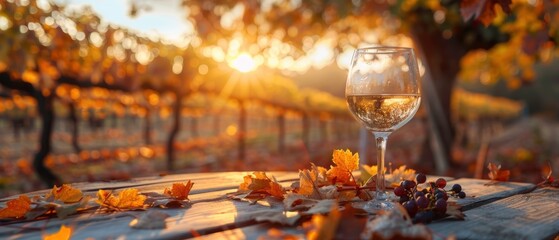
[43,225,72,240]
[327,149,359,184]
[0,195,31,219]
[299,164,328,197]
[164,180,194,200]
[97,189,146,210]
[239,172,272,191]
[47,185,83,203]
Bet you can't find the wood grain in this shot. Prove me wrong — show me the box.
[0,173,550,240]
[429,187,559,240]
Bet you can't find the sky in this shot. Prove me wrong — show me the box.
[55,0,193,44]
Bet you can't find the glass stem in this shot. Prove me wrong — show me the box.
[374,132,389,200]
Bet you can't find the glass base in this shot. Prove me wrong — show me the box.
[363,199,395,214]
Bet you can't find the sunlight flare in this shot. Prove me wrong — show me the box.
[229,53,257,73]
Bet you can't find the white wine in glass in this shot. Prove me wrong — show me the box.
[345,47,421,213]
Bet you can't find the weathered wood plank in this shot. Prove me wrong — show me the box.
[0,171,300,202]
[429,187,559,240]
[190,178,539,240]
[448,178,535,209]
[0,175,542,240]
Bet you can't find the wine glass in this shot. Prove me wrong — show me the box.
[345,46,421,213]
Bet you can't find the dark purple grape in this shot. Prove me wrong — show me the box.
[451,184,462,193]
[414,191,425,199]
[435,198,447,213]
[399,195,410,203]
[415,173,427,184]
[436,191,448,200]
[416,196,429,209]
[394,186,406,197]
[402,180,416,190]
[436,178,447,188]
[421,188,428,194]
[403,200,418,217]
[458,191,466,198]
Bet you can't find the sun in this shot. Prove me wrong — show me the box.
[229,53,257,73]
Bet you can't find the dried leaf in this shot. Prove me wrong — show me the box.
[304,199,336,215]
[257,228,302,240]
[43,225,72,240]
[130,210,170,229]
[47,185,83,203]
[97,189,146,210]
[361,206,432,240]
[327,149,359,184]
[446,202,465,220]
[237,172,286,200]
[335,204,368,239]
[386,165,416,187]
[0,195,31,219]
[305,201,340,240]
[163,180,194,200]
[284,193,319,211]
[488,163,510,181]
[251,210,301,226]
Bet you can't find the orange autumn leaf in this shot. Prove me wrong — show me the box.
[269,181,284,200]
[47,185,83,203]
[488,162,510,181]
[43,225,72,240]
[97,189,146,210]
[239,172,273,191]
[164,180,194,200]
[327,149,359,184]
[305,202,340,240]
[0,195,31,219]
[299,164,328,197]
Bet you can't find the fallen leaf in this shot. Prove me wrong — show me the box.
[335,204,368,240]
[163,180,194,200]
[305,201,340,240]
[130,210,170,229]
[488,163,510,181]
[327,149,359,184]
[257,228,302,240]
[284,193,319,211]
[304,199,337,215]
[386,165,415,187]
[27,195,91,220]
[0,195,31,219]
[97,189,146,210]
[237,172,286,200]
[47,185,83,203]
[446,202,465,220]
[361,205,432,240]
[249,210,301,226]
[43,225,72,240]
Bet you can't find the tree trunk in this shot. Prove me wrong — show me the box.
[302,112,310,150]
[166,94,182,171]
[144,107,152,145]
[190,116,198,138]
[213,114,220,136]
[34,93,61,186]
[411,24,467,173]
[0,72,61,186]
[277,111,285,153]
[238,101,246,161]
[319,119,328,143]
[68,101,81,153]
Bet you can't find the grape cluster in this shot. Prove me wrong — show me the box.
[393,174,467,223]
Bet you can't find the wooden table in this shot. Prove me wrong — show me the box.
[1,172,558,239]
